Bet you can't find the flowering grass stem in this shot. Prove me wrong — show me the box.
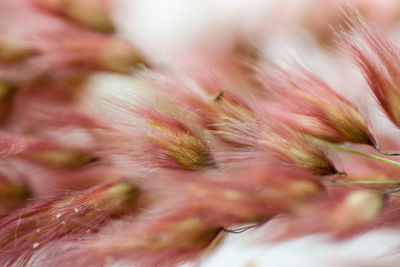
[223,224,258,234]
[320,141,400,168]
[326,180,400,186]
[374,144,400,156]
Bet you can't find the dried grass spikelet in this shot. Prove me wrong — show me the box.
[0,175,30,215]
[144,110,214,171]
[202,101,337,175]
[59,37,144,73]
[150,72,339,174]
[0,132,49,158]
[328,189,385,237]
[31,0,115,32]
[105,101,215,172]
[36,180,224,266]
[2,155,122,196]
[0,82,14,123]
[21,148,98,169]
[0,0,145,128]
[344,16,400,129]
[274,188,385,240]
[46,212,223,267]
[191,89,259,147]
[0,31,38,63]
[373,197,400,229]
[257,122,338,175]
[259,127,329,174]
[180,166,325,226]
[261,67,375,145]
[148,166,325,228]
[0,0,145,85]
[247,167,325,210]
[0,181,141,265]
[14,103,106,131]
[136,70,258,147]
[0,132,98,169]
[41,167,324,266]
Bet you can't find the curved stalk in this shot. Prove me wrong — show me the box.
[224,224,257,234]
[374,143,400,156]
[325,180,400,187]
[321,141,400,168]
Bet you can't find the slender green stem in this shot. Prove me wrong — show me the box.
[324,182,352,187]
[325,180,400,198]
[344,180,400,185]
[325,180,400,187]
[321,141,400,168]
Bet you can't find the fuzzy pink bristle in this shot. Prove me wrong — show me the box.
[0,181,141,265]
[259,67,375,145]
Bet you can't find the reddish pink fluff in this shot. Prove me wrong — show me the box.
[0,182,141,265]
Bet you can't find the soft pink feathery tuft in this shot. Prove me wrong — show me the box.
[0,182,141,265]
[35,167,324,266]
[344,15,400,130]
[259,67,375,145]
